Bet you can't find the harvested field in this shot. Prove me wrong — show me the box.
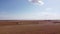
[0,24,60,34]
[0,20,60,34]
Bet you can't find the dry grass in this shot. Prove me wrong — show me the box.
[0,20,60,34]
[0,24,60,34]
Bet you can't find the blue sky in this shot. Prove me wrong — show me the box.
[0,0,60,20]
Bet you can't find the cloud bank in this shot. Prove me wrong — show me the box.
[0,8,60,20]
[18,8,60,20]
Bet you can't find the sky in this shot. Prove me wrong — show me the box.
[0,0,60,20]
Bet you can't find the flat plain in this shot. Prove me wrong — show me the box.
[0,20,60,34]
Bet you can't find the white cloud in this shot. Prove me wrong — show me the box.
[28,0,44,6]
[38,0,44,6]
